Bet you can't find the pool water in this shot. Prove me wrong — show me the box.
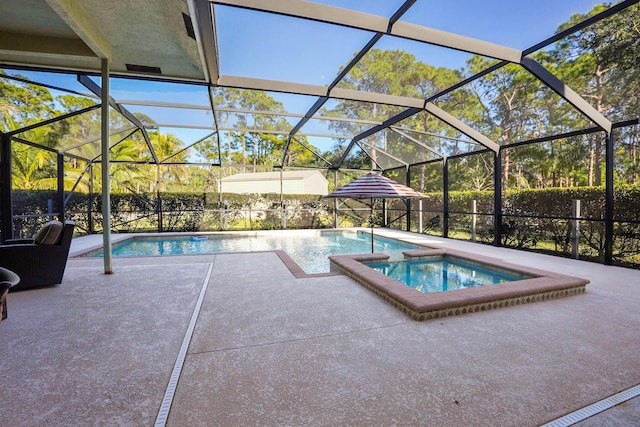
[366,257,531,294]
[85,231,422,274]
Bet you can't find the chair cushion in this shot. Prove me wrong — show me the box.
[34,220,64,245]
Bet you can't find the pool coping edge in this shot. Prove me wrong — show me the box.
[329,248,589,321]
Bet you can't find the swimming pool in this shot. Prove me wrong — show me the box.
[82,230,423,274]
[365,257,532,294]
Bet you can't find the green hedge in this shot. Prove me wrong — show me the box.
[56,191,334,234]
[10,186,640,268]
[418,186,640,266]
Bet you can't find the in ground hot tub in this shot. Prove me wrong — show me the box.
[329,248,588,321]
[364,256,533,294]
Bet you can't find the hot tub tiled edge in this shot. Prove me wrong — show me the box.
[329,250,589,321]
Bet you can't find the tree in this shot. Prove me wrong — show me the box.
[325,49,466,174]
[550,4,635,186]
[0,70,56,131]
[151,132,190,191]
[207,88,300,168]
[464,56,548,189]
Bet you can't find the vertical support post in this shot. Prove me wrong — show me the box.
[493,150,503,247]
[406,166,411,231]
[88,164,94,234]
[47,199,54,221]
[222,201,228,231]
[100,58,113,274]
[218,167,224,230]
[471,199,477,242]
[279,168,283,204]
[418,199,423,233]
[1,134,13,241]
[157,164,163,232]
[442,158,449,238]
[57,153,65,221]
[572,199,581,259]
[370,197,374,253]
[604,132,614,265]
[280,169,284,229]
[218,166,223,205]
[281,200,286,229]
[333,170,338,228]
[382,200,387,227]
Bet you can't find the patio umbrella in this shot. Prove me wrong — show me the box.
[325,172,426,252]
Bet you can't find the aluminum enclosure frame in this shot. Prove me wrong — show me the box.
[1,0,639,267]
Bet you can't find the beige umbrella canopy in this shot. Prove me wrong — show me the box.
[325,172,426,252]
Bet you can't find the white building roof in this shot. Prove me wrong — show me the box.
[221,171,328,183]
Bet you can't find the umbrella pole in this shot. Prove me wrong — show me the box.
[371,197,374,253]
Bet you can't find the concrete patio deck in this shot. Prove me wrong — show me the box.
[1,230,640,426]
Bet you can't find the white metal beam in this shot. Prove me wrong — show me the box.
[142,122,354,139]
[189,0,219,83]
[61,125,137,154]
[217,75,327,97]
[329,87,426,109]
[117,100,212,110]
[390,128,445,159]
[212,0,389,32]
[358,140,409,166]
[520,57,612,133]
[217,75,428,109]
[212,0,522,62]
[425,103,500,152]
[389,126,476,145]
[0,32,96,61]
[391,22,522,63]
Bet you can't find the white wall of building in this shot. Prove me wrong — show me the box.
[220,171,328,195]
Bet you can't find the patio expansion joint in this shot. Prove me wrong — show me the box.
[154,260,215,427]
[542,383,640,426]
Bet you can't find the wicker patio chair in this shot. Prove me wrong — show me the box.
[0,220,75,291]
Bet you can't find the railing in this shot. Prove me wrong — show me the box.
[10,194,640,269]
[383,199,640,268]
